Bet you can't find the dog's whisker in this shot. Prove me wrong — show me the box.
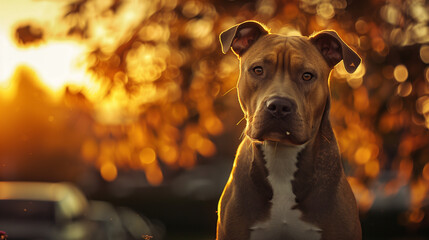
[251,140,256,161]
[222,86,237,96]
[239,131,246,140]
[321,133,330,143]
[236,116,246,126]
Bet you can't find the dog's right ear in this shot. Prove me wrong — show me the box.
[220,21,269,57]
[310,30,361,73]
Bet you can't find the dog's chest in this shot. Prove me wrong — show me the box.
[249,142,321,240]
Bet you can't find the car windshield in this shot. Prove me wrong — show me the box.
[0,199,55,222]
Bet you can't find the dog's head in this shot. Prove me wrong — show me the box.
[220,21,361,145]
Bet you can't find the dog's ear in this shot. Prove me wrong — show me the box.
[310,30,361,73]
[220,21,269,57]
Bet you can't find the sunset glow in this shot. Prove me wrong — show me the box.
[1,1,429,233]
[0,34,97,99]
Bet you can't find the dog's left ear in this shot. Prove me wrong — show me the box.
[310,30,361,73]
[219,21,269,57]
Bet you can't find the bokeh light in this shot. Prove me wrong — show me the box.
[1,0,429,236]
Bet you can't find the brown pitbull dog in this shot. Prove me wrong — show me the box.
[216,21,362,240]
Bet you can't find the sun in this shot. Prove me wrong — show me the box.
[0,32,102,100]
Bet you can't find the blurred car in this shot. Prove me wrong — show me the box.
[0,181,104,240]
[116,206,165,240]
[0,181,165,240]
[86,200,127,240]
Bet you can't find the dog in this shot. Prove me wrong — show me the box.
[216,21,362,240]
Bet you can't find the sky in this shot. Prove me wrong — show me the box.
[0,0,95,98]
[0,0,67,35]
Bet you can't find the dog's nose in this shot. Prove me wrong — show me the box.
[266,97,295,117]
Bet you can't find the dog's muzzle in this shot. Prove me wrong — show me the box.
[247,96,307,144]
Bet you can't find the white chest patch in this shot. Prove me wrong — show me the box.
[249,142,321,240]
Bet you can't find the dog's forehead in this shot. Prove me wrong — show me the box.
[244,34,318,63]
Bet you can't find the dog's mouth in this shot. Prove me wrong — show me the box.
[250,130,307,146]
[246,118,309,146]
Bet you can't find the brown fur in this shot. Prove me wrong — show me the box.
[217,21,362,240]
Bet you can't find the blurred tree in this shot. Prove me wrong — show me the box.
[10,0,429,229]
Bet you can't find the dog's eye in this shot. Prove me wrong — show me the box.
[302,72,313,81]
[253,66,264,76]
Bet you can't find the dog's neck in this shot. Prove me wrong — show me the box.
[262,141,305,182]
[249,141,321,239]
[262,141,305,212]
